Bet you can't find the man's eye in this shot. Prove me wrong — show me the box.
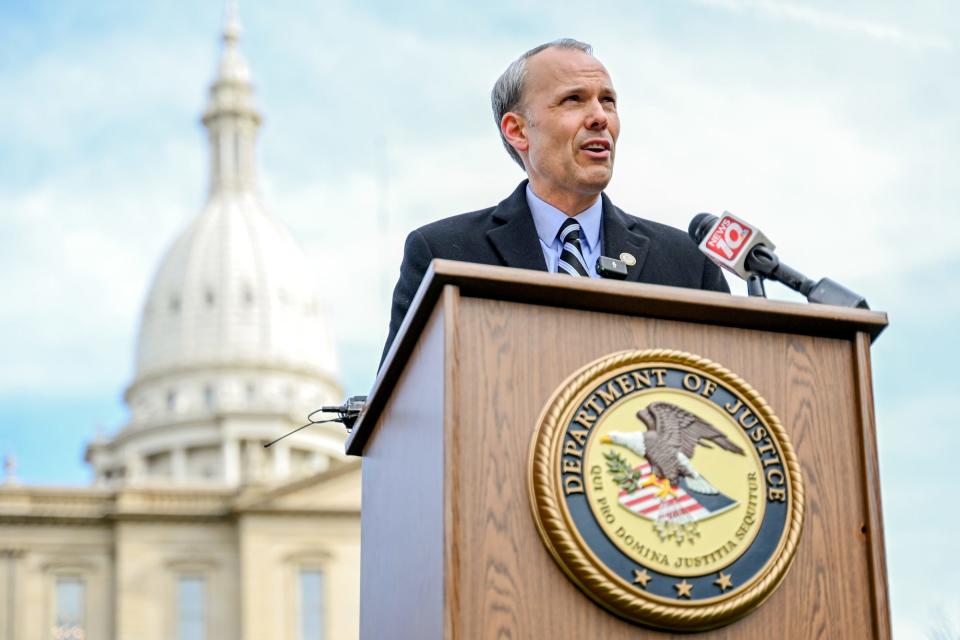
[563,95,580,103]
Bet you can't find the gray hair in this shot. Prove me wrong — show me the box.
[491,38,594,169]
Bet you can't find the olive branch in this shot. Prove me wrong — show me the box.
[604,449,644,493]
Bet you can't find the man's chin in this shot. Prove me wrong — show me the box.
[578,167,614,192]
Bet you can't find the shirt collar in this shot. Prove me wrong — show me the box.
[526,184,603,251]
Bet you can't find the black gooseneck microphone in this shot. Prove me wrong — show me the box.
[688,212,869,309]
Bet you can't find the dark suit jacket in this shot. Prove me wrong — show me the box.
[381,181,729,363]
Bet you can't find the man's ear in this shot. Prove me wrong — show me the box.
[500,111,529,154]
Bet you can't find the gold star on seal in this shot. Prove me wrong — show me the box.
[714,572,733,592]
[674,579,693,598]
[632,569,652,588]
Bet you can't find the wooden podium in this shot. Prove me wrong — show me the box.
[346,260,889,639]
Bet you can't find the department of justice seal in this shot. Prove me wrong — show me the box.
[528,350,804,631]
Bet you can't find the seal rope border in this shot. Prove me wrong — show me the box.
[527,349,805,631]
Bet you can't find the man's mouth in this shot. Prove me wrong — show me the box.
[580,139,612,159]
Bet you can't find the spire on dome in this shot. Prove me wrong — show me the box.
[202,0,262,197]
[224,0,241,42]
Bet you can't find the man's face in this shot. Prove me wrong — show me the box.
[510,47,619,210]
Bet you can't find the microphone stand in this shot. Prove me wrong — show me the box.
[746,273,767,298]
[746,247,869,309]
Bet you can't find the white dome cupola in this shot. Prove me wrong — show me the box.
[202,5,259,197]
[86,5,343,488]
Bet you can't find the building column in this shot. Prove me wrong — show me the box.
[125,455,145,484]
[171,447,187,483]
[272,443,290,478]
[223,437,240,485]
[1,549,22,640]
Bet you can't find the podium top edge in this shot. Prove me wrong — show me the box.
[345,260,887,456]
[429,259,887,326]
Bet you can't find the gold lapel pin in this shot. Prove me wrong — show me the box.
[619,252,636,266]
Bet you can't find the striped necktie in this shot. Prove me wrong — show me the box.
[557,218,590,277]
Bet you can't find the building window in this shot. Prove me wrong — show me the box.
[53,576,85,640]
[203,384,216,409]
[177,576,206,640]
[167,390,177,412]
[299,569,325,640]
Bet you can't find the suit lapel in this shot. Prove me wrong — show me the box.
[487,181,549,272]
[486,184,652,278]
[602,194,650,282]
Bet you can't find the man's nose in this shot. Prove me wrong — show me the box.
[585,99,608,129]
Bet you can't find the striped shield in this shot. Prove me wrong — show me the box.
[617,461,738,523]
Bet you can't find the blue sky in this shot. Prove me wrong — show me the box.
[1,1,958,635]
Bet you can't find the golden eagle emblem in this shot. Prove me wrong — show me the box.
[603,401,746,495]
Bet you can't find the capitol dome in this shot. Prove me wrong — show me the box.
[134,191,337,382]
[86,10,344,487]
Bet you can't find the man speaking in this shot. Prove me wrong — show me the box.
[381,38,729,360]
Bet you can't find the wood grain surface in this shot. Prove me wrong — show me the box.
[853,332,891,639]
[441,296,885,639]
[359,303,447,640]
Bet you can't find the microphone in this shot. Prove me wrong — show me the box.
[320,396,368,431]
[263,395,367,448]
[688,212,774,281]
[689,212,869,309]
[596,255,628,280]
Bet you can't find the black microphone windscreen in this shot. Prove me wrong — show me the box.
[688,213,718,244]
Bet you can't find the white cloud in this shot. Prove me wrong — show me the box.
[0,36,209,154]
[0,151,201,393]
[691,0,953,51]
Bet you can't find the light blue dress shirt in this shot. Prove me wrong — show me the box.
[526,185,604,277]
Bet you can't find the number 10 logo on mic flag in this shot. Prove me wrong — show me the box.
[697,212,774,280]
[704,215,752,261]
